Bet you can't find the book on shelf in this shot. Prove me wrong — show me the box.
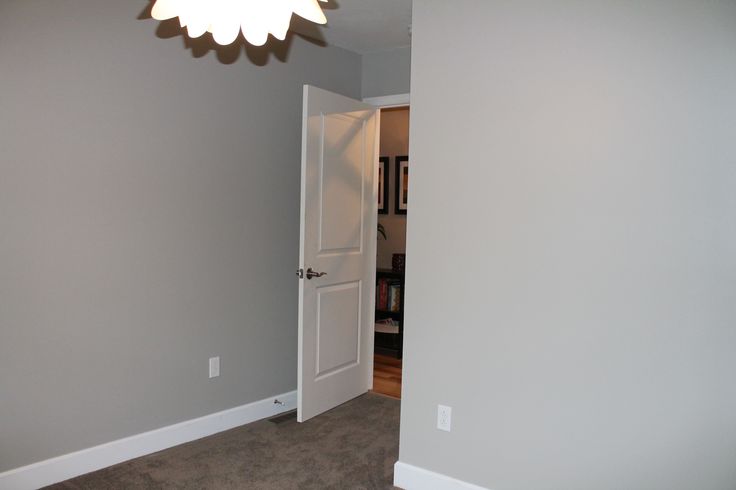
[388,281,401,312]
[377,279,389,310]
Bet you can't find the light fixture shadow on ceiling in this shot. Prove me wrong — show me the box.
[137,1,336,66]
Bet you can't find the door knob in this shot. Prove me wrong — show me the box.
[305,268,327,280]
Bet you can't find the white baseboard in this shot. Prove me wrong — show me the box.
[0,390,297,490]
[394,461,489,490]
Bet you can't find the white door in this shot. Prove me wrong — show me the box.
[297,85,379,422]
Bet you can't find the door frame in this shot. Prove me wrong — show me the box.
[363,92,410,381]
[363,93,410,108]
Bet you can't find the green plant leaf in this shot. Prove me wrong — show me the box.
[377,223,387,240]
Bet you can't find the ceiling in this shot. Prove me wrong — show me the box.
[316,0,412,54]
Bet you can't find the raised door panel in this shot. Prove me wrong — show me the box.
[319,113,365,255]
[316,281,362,379]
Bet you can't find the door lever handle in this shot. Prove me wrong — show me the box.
[306,268,327,280]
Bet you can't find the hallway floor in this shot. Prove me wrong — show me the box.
[372,354,402,399]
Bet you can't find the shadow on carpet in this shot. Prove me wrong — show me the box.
[46,393,400,490]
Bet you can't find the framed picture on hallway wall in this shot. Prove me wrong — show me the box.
[395,156,409,215]
[378,156,389,214]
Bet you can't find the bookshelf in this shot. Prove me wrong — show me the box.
[374,268,404,359]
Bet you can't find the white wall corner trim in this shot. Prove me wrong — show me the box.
[394,461,490,490]
[0,391,297,490]
[363,93,410,108]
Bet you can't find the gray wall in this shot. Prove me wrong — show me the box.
[362,46,411,98]
[401,1,736,489]
[377,108,410,269]
[0,1,361,472]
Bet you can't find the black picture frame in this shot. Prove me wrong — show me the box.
[395,156,409,215]
[378,156,389,214]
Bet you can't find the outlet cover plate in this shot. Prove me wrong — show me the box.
[209,357,220,378]
[437,404,452,432]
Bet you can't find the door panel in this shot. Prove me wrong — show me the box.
[298,85,379,422]
[316,281,361,378]
[319,113,365,253]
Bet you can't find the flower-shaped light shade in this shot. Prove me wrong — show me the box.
[151,0,328,46]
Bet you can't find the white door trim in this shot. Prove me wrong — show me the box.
[361,91,410,367]
[363,93,410,108]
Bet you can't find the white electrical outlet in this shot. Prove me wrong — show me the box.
[437,405,452,432]
[209,357,220,378]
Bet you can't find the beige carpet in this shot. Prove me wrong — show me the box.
[46,393,399,489]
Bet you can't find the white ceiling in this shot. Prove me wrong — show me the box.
[317,0,412,54]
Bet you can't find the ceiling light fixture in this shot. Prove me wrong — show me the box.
[151,0,328,47]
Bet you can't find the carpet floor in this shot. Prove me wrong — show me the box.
[46,393,400,490]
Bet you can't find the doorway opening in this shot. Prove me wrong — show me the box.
[372,105,410,400]
[297,87,408,422]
